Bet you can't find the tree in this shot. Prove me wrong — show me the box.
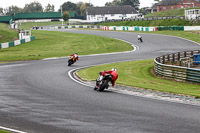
[61,2,77,12]
[62,11,70,21]
[105,0,122,6]
[80,3,86,16]
[76,1,84,16]
[23,1,43,13]
[105,0,140,10]
[121,0,140,10]
[4,6,23,16]
[44,4,55,12]
[139,7,151,15]
[0,7,4,15]
[80,2,93,15]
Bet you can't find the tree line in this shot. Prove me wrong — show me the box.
[0,0,143,16]
[0,1,93,17]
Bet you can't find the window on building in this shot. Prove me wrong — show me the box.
[188,0,190,2]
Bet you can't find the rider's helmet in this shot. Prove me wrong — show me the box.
[112,68,117,71]
[74,53,78,58]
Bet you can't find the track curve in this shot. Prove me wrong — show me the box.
[0,29,200,133]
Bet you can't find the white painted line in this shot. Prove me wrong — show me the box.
[0,126,27,133]
[68,64,200,107]
[141,32,200,46]
[68,58,139,87]
[67,41,138,87]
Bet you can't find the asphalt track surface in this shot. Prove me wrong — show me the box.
[0,29,200,133]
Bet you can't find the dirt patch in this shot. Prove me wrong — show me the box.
[191,31,200,34]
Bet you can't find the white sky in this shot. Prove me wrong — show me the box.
[0,0,156,10]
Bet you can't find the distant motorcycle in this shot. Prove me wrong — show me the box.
[138,37,143,42]
[94,74,113,92]
[68,56,75,66]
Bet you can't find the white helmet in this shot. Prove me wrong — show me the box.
[112,68,117,71]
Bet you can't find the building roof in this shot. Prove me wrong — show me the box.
[87,5,138,15]
[158,0,183,6]
[151,3,159,9]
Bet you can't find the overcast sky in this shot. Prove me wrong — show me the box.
[1,0,156,10]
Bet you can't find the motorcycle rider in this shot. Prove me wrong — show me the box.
[95,68,118,89]
[70,53,79,63]
[137,35,143,42]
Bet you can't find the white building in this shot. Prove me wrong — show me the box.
[185,9,200,20]
[86,5,140,22]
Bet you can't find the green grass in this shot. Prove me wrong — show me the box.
[0,30,133,61]
[128,30,200,43]
[145,7,200,18]
[147,30,200,43]
[145,8,185,18]
[0,23,18,43]
[0,129,11,133]
[18,21,68,30]
[99,18,198,26]
[77,59,200,98]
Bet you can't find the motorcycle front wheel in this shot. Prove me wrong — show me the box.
[97,80,108,92]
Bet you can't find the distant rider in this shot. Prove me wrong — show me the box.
[96,68,118,89]
[70,53,79,63]
[137,35,142,40]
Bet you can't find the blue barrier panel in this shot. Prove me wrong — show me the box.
[194,54,200,65]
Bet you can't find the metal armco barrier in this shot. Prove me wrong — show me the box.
[154,50,200,83]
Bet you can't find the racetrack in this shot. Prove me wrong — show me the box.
[0,29,200,133]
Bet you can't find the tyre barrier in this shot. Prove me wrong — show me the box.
[0,36,35,49]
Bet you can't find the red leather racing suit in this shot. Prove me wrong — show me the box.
[100,70,118,86]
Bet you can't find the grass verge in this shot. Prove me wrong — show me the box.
[18,21,68,30]
[99,19,197,27]
[0,23,18,43]
[146,30,200,43]
[0,30,133,61]
[77,59,200,98]
[144,7,200,18]
[0,129,11,133]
